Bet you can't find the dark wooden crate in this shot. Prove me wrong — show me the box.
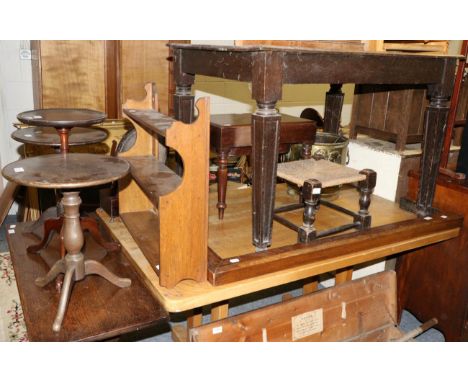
[349,85,428,151]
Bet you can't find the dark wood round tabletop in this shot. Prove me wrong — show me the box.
[11,126,108,147]
[2,153,129,189]
[17,108,107,129]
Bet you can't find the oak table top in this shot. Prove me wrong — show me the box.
[12,126,108,147]
[6,221,168,341]
[16,108,106,129]
[2,153,130,189]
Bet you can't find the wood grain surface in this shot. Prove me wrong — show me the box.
[190,271,400,341]
[37,41,107,111]
[2,154,129,189]
[6,221,168,341]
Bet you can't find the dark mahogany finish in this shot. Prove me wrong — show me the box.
[170,43,458,249]
[12,126,108,148]
[6,221,168,341]
[210,113,317,219]
[17,108,106,154]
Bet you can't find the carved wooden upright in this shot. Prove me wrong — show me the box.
[118,83,210,288]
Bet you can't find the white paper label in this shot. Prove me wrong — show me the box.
[14,167,24,173]
[10,224,16,229]
[312,188,321,195]
[212,326,223,335]
[424,216,433,221]
[291,308,323,341]
[8,229,15,234]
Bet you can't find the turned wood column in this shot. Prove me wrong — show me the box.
[173,49,195,124]
[56,128,70,153]
[251,51,283,250]
[216,151,229,219]
[323,84,344,134]
[298,179,321,243]
[416,96,450,216]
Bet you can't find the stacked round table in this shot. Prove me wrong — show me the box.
[2,153,131,332]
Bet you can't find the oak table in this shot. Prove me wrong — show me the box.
[2,153,130,332]
[6,221,168,341]
[210,113,317,219]
[171,43,459,250]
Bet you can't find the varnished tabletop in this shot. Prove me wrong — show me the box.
[17,108,106,129]
[12,126,108,147]
[210,113,313,128]
[2,153,130,189]
[7,221,168,341]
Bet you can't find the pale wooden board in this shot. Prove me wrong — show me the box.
[277,159,366,188]
[208,184,413,259]
[97,183,459,313]
[189,271,398,342]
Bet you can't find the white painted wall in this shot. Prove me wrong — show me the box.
[0,41,34,214]
[0,41,34,172]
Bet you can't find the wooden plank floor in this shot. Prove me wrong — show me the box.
[208,182,415,259]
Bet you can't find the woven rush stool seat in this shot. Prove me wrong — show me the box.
[275,159,377,243]
[277,158,366,188]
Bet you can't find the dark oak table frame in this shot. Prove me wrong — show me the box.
[170,43,459,251]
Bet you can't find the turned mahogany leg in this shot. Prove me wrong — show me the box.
[27,216,63,254]
[56,127,70,153]
[354,169,377,229]
[80,216,120,253]
[323,84,344,134]
[416,96,450,216]
[216,151,228,220]
[298,179,321,243]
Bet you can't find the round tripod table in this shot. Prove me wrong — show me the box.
[14,109,112,259]
[2,153,131,332]
[12,126,108,150]
[16,108,107,153]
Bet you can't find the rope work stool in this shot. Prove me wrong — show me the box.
[276,159,377,243]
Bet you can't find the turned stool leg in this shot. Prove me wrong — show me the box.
[216,151,228,220]
[354,169,377,229]
[298,179,322,243]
